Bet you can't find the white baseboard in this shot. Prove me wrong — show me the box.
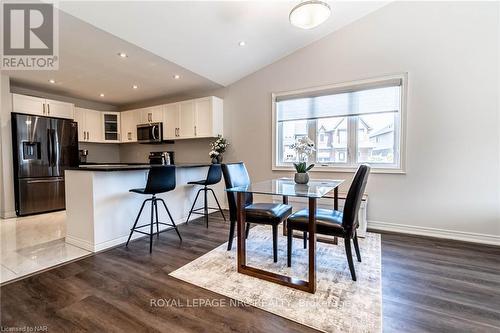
[1,210,17,219]
[368,220,500,246]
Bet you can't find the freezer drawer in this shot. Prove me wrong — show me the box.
[17,177,65,215]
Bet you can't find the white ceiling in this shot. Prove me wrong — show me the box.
[58,1,390,86]
[5,10,222,106]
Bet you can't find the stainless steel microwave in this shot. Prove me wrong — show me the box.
[137,123,163,143]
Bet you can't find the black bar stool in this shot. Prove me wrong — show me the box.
[126,165,182,253]
[186,164,226,227]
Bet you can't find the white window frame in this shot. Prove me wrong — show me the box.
[271,73,408,174]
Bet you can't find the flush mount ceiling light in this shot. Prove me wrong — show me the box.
[132,84,138,89]
[118,52,128,58]
[99,93,105,97]
[289,0,331,29]
[238,41,246,47]
[173,74,180,80]
[48,79,56,84]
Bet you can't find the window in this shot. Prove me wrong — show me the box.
[273,75,406,172]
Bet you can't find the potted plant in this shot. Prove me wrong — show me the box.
[209,135,229,164]
[291,136,315,184]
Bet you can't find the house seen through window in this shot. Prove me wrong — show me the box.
[274,76,405,171]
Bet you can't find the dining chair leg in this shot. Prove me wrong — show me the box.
[154,199,160,238]
[208,188,226,222]
[272,224,278,263]
[303,231,307,249]
[185,188,202,224]
[287,227,293,267]
[149,198,154,253]
[227,219,236,251]
[204,187,209,228]
[344,237,356,281]
[245,223,250,239]
[353,232,361,262]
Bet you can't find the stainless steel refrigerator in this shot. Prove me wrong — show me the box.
[12,113,79,216]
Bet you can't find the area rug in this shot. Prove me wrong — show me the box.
[170,225,382,333]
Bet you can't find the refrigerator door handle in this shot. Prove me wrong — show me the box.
[47,128,53,165]
[49,129,56,166]
[26,177,64,184]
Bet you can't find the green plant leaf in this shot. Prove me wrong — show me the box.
[306,164,315,171]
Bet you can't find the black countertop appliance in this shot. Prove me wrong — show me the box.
[149,151,174,165]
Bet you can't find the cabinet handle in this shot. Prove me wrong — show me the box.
[47,104,50,115]
[194,126,197,136]
[42,104,45,115]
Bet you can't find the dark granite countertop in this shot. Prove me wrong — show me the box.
[67,163,213,171]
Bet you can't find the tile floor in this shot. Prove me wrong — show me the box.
[0,211,91,284]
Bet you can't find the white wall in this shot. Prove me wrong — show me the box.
[221,2,500,243]
[0,75,15,218]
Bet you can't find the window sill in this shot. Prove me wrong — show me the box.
[272,165,406,175]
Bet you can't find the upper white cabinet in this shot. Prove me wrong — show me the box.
[194,97,223,138]
[178,101,196,138]
[140,106,163,124]
[163,104,180,140]
[163,96,223,140]
[12,94,74,119]
[121,110,140,142]
[44,99,74,119]
[74,107,103,143]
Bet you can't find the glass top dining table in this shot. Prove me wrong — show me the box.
[227,177,344,294]
[226,178,344,198]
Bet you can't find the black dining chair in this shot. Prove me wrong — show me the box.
[126,165,182,253]
[286,164,371,281]
[222,162,292,263]
[186,164,226,227]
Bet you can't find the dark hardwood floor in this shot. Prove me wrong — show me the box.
[1,213,499,333]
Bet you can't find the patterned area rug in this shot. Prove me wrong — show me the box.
[170,225,382,333]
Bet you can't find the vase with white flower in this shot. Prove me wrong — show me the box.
[291,136,315,184]
[209,135,229,164]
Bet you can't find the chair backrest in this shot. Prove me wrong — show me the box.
[205,164,223,185]
[144,165,176,194]
[342,164,370,235]
[221,162,253,222]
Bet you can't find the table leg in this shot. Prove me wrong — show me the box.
[237,192,246,269]
[334,187,339,210]
[282,195,288,236]
[333,187,339,245]
[308,197,317,293]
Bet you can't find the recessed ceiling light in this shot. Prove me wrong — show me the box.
[48,79,56,84]
[289,0,331,29]
[173,74,180,80]
[132,84,138,89]
[118,52,128,58]
[99,93,105,97]
[238,41,246,47]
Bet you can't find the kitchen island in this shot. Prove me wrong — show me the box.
[64,164,226,252]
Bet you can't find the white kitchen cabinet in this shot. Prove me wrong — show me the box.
[12,94,45,116]
[161,96,223,140]
[194,97,223,138]
[121,110,140,142]
[74,107,103,143]
[178,101,195,138]
[44,99,74,119]
[12,94,74,119]
[163,103,180,140]
[140,106,163,124]
[102,112,121,143]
